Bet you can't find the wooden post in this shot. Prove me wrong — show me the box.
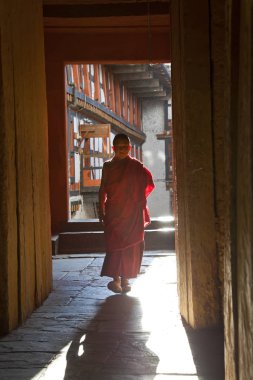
[171,0,221,328]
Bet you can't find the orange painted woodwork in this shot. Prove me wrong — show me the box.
[102,137,107,155]
[94,64,100,102]
[83,65,90,96]
[72,65,79,89]
[70,156,75,177]
[70,122,74,151]
[80,124,110,138]
[44,31,171,63]
[83,177,101,187]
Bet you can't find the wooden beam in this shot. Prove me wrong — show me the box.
[114,72,153,81]
[132,86,163,93]
[137,91,168,98]
[124,78,160,88]
[43,2,171,18]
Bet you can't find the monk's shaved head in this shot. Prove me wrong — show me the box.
[113,133,130,146]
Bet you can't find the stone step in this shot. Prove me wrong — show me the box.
[57,228,175,254]
[60,217,174,232]
[145,228,175,251]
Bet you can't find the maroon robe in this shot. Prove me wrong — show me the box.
[100,155,155,278]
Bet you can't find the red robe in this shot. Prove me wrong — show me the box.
[100,155,155,278]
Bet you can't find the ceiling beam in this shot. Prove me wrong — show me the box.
[43,1,170,18]
[113,72,153,81]
[44,14,170,32]
[131,86,163,94]
[136,91,167,98]
[136,91,168,98]
[108,65,148,74]
[124,78,160,88]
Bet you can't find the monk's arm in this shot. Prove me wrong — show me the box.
[98,164,108,223]
[144,167,155,198]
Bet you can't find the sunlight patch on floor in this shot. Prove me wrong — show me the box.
[35,254,198,379]
[131,256,198,377]
[33,341,72,380]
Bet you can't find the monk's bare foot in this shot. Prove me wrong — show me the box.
[107,280,122,293]
[121,278,131,293]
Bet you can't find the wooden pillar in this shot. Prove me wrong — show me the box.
[0,0,52,335]
[114,79,121,115]
[224,0,253,378]
[45,58,68,233]
[94,64,100,102]
[109,73,116,112]
[129,93,133,125]
[84,65,90,96]
[171,0,221,327]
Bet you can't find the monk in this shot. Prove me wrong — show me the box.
[99,133,155,293]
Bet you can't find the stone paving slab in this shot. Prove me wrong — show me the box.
[35,302,104,312]
[0,372,210,380]
[52,281,91,291]
[88,257,105,267]
[0,369,44,380]
[52,257,94,272]
[0,251,224,380]
[59,273,93,282]
[54,251,174,259]
[53,271,68,281]
[65,375,209,380]
[0,352,54,369]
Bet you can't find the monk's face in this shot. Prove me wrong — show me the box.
[113,141,131,160]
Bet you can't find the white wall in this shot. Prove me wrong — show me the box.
[142,100,171,217]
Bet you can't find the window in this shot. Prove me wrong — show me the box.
[89,64,95,98]
[99,65,105,103]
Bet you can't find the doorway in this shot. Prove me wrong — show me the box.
[64,63,173,221]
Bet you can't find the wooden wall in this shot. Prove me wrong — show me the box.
[1,0,253,377]
[0,0,52,335]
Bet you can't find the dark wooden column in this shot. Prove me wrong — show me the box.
[0,0,52,335]
[45,57,69,234]
[171,0,221,328]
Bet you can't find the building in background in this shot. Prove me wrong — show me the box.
[65,64,172,219]
[142,63,173,216]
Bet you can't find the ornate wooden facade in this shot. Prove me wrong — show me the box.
[65,63,171,218]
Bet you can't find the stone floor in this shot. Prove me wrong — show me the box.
[0,251,224,380]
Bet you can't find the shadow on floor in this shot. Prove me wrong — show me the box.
[64,294,159,380]
[183,319,225,380]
